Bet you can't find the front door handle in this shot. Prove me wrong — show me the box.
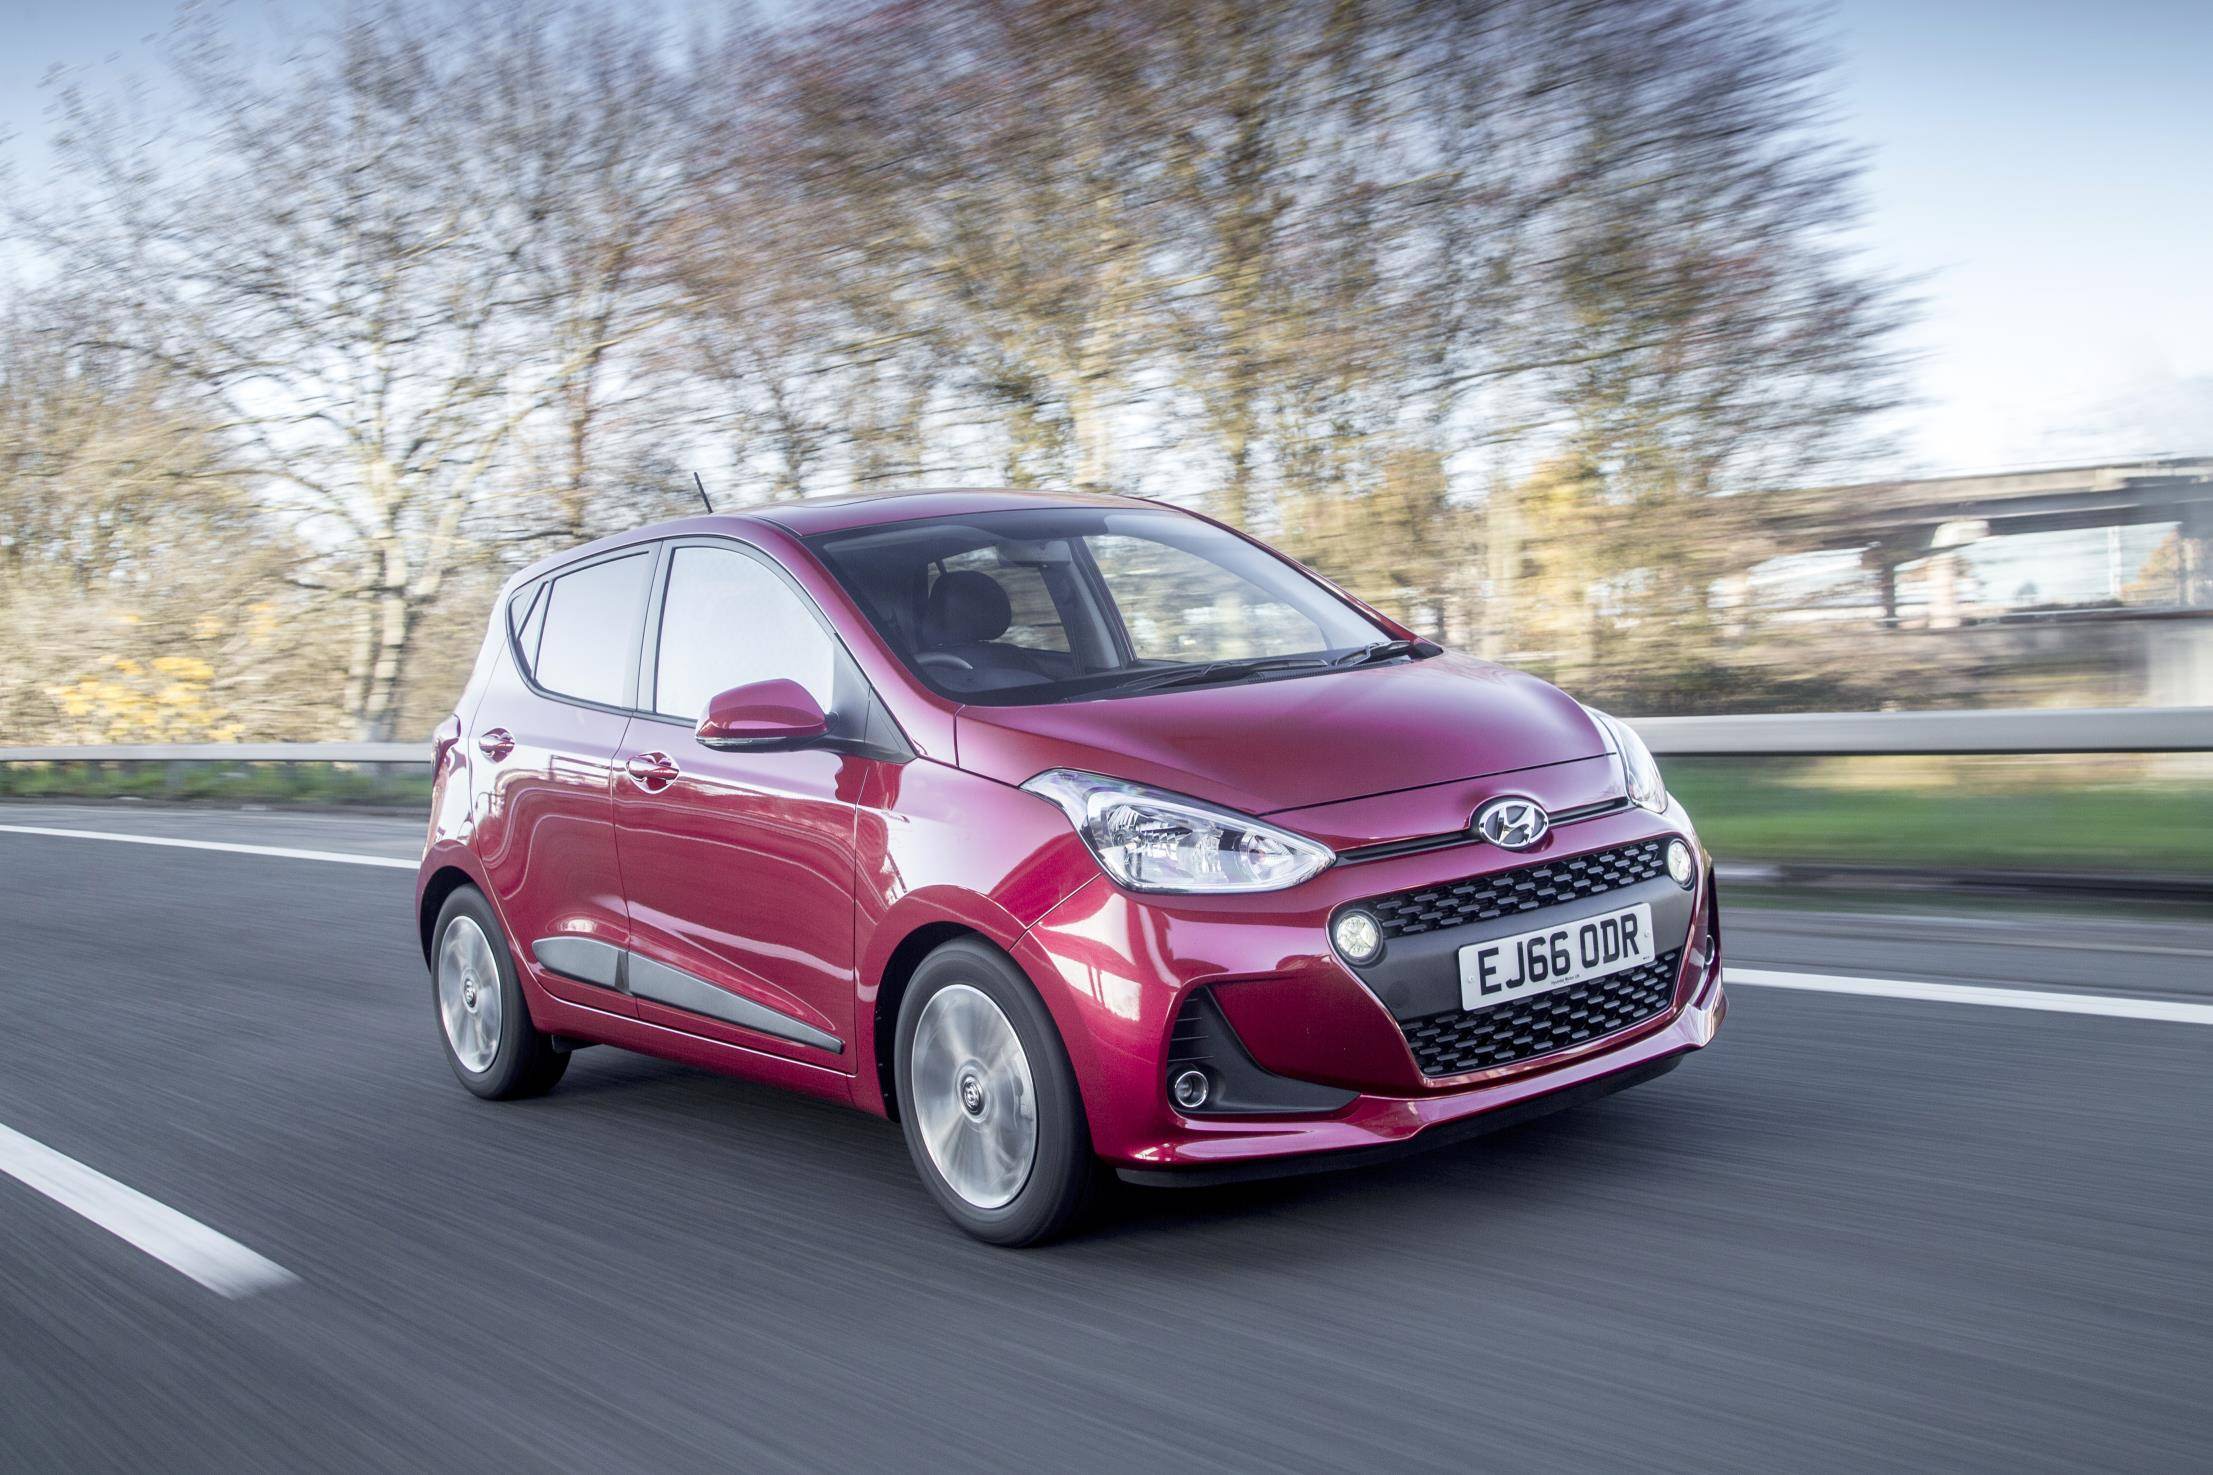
[624,751,681,791]
[477,728,515,760]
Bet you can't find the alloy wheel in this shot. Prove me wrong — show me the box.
[437,915,504,1074]
[909,983,1038,1209]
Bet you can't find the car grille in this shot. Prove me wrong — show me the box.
[1399,949,1682,1077]
[1364,840,1667,940]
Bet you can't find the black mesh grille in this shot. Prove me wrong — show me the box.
[1401,950,1681,1077]
[1365,840,1666,940]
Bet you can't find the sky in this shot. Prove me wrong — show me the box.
[1819,0,2212,472]
[4,0,2209,478]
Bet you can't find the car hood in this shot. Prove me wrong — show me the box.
[952,652,1611,819]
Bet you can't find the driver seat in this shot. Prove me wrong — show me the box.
[921,570,1049,676]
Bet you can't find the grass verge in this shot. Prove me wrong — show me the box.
[4,754,2207,880]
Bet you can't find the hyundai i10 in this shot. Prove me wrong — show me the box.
[416,489,1724,1244]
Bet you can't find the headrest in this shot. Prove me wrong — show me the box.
[924,569,1013,646]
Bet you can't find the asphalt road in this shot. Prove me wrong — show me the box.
[1,806,2208,1473]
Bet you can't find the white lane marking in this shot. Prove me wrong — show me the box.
[1735,912,2213,960]
[9,824,2207,1025]
[0,1122,298,1298]
[1727,968,2213,1026]
[0,823,413,869]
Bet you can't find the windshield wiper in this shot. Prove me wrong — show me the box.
[1103,654,1334,695]
[1328,638,1436,668]
[1094,640,1436,698]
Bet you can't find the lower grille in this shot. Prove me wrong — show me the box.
[1400,949,1682,1077]
[1165,991,1221,1077]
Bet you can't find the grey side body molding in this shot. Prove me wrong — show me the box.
[531,936,624,990]
[531,937,844,1055]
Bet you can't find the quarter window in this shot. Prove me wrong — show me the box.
[530,552,653,707]
[509,581,549,672]
[653,545,837,720]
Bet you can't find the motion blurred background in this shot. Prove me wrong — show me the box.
[1,10,2208,1470]
[0,0,2206,878]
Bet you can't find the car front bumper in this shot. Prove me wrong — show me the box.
[1017,800,1725,1178]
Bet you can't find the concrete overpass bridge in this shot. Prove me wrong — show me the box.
[1762,456,2213,703]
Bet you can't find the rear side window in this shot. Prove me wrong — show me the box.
[653,544,837,719]
[528,552,654,706]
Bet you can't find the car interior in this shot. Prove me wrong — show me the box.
[820,525,1135,695]
[808,507,1385,706]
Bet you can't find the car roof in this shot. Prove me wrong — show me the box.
[741,486,1164,535]
[503,487,1176,591]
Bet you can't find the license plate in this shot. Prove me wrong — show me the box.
[1458,903,1656,1011]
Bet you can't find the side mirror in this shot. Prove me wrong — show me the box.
[695,679,829,751]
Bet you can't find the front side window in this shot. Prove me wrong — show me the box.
[653,544,837,720]
[528,552,654,707]
[806,507,1396,705]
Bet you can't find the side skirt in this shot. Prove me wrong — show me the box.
[531,937,845,1056]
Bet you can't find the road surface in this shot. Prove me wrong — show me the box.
[1,805,2207,1472]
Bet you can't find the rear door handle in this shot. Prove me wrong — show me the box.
[477,728,515,760]
[624,751,680,790]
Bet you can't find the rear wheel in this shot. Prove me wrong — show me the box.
[432,886,568,1100]
[895,939,1096,1246]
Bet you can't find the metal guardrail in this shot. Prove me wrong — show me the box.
[1628,706,2211,756]
[0,742,423,764]
[0,707,2204,764]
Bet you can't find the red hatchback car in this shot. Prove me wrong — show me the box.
[417,489,1724,1244]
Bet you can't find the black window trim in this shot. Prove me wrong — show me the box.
[505,543,661,717]
[506,534,914,761]
[630,533,915,761]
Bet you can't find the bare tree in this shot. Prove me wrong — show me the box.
[1491,0,1913,710]
[22,3,701,737]
[0,295,342,741]
[476,6,705,543]
[3,0,1915,730]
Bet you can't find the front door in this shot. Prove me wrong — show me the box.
[612,540,872,1067]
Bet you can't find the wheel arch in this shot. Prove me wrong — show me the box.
[859,878,1111,1124]
[870,919,986,1123]
[417,863,481,967]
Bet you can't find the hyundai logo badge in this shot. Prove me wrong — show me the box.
[1475,796,1550,850]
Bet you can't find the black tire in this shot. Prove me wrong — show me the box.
[430,886,568,1100]
[894,938,1097,1247]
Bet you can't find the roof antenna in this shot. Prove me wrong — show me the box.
[692,470,715,514]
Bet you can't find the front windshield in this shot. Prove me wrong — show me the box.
[805,507,1400,705]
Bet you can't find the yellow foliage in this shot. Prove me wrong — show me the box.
[47,653,226,742]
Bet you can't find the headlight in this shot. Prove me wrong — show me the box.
[1021,769,1335,893]
[1585,707,1667,813]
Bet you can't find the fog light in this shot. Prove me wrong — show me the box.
[1666,839,1696,888]
[1171,1069,1210,1111]
[1332,910,1383,964]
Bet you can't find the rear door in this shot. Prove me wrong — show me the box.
[612,538,886,1069]
[471,547,656,1017]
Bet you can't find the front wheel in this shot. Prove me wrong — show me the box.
[431,886,568,1100]
[895,939,1096,1246]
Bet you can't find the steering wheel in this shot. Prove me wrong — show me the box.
[916,651,975,671]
